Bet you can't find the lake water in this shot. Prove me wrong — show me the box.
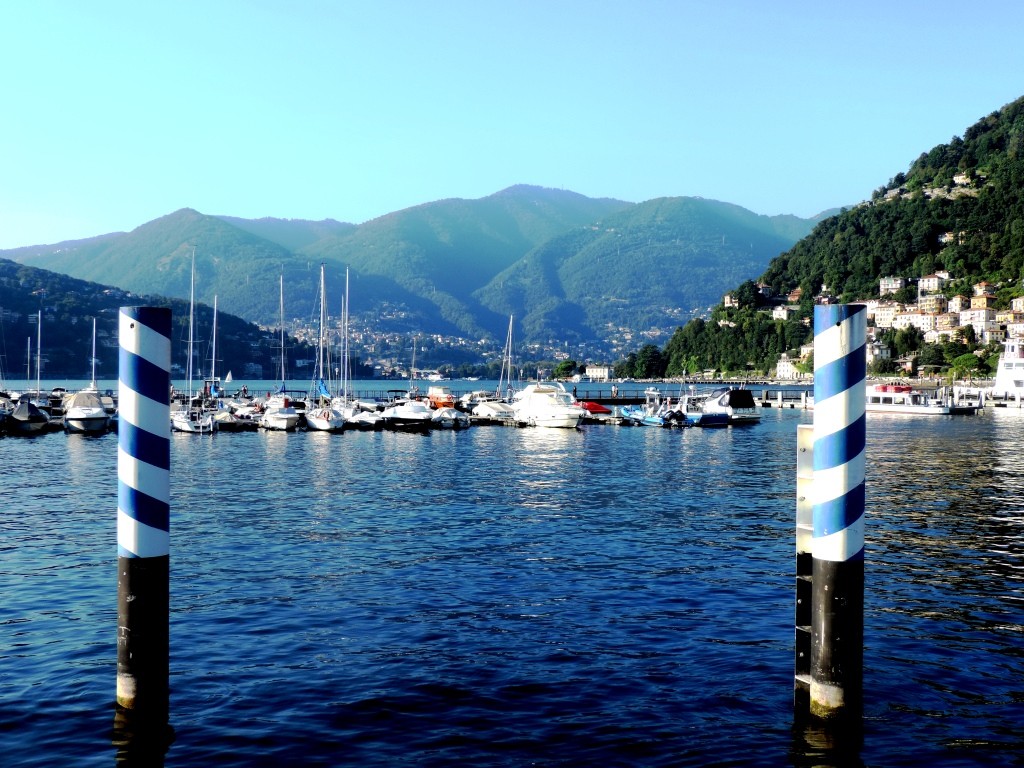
[2,388,1023,766]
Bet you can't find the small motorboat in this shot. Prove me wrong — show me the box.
[8,397,51,435]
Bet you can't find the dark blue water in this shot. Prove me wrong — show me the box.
[2,402,1023,766]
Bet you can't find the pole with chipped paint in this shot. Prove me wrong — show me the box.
[810,304,866,720]
[116,307,171,725]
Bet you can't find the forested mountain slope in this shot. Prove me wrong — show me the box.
[659,94,1024,376]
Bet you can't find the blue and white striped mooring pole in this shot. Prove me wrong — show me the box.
[117,307,171,725]
[811,304,866,720]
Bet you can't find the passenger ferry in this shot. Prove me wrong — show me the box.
[865,384,951,415]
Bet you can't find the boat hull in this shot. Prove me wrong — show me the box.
[522,412,583,429]
[64,413,110,434]
[260,412,300,431]
[865,403,951,415]
[7,417,50,435]
[171,411,217,433]
[306,408,345,432]
[511,383,585,429]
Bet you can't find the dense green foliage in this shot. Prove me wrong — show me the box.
[613,344,668,379]
[217,216,357,252]
[0,258,313,381]
[660,95,1024,374]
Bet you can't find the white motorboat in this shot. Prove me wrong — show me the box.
[380,397,433,432]
[471,400,516,422]
[698,387,761,425]
[459,389,502,410]
[431,406,471,430]
[259,393,301,431]
[511,382,585,428]
[212,404,258,432]
[63,386,109,433]
[63,319,110,434]
[343,408,384,431]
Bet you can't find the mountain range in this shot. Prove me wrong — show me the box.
[2,186,832,350]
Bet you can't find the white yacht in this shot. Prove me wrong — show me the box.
[511,382,585,428]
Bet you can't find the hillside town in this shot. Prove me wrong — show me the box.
[727,271,1024,380]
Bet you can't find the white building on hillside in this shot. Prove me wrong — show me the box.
[947,295,968,313]
[873,302,902,329]
[880,276,906,295]
[775,353,807,380]
[960,307,996,336]
[773,305,799,320]
[918,273,947,295]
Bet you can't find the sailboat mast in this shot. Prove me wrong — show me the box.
[35,310,41,397]
[279,273,286,388]
[317,264,326,384]
[498,314,513,398]
[210,295,218,384]
[187,248,195,398]
[90,317,97,387]
[342,268,350,399]
[410,335,417,391]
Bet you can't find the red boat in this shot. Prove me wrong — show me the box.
[578,400,612,415]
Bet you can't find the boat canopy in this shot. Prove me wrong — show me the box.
[711,388,757,409]
[66,390,104,410]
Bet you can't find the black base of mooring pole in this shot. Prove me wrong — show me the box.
[810,557,864,720]
[116,555,170,724]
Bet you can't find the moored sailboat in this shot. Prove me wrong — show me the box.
[305,264,345,432]
[331,268,382,430]
[260,274,300,431]
[171,249,216,434]
[9,310,56,434]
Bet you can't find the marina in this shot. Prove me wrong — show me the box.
[3,383,1023,765]
[0,374,999,438]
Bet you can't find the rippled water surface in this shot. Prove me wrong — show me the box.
[2,405,1023,766]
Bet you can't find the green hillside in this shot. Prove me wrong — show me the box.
[306,185,634,337]
[0,258,313,382]
[216,216,357,252]
[10,209,316,323]
[659,94,1024,376]
[474,197,818,342]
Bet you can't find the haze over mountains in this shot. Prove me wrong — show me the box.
[3,186,833,347]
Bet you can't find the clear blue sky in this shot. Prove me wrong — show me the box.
[3,1,1023,249]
